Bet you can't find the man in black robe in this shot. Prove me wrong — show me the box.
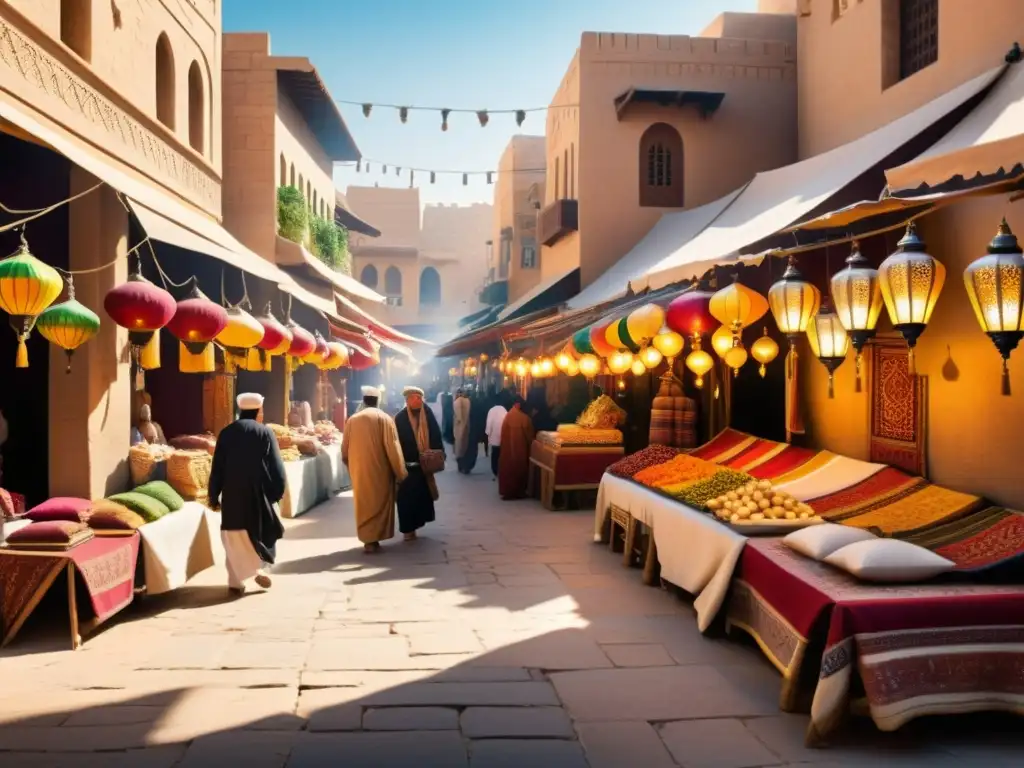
[441,391,455,446]
[209,392,287,594]
[394,386,444,541]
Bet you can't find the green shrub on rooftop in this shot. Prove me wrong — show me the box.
[277,186,307,243]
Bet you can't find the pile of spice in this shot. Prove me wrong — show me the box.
[633,454,718,489]
[607,444,683,478]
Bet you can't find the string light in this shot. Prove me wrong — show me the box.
[344,160,546,179]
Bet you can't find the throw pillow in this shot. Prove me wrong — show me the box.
[107,492,170,524]
[824,539,955,583]
[6,520,90,543]
[783,523,877,561]
[88,500,146,531]
[26,497,92,524]
[134,481,185,512]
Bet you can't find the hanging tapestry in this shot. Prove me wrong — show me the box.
[868,339,928,477]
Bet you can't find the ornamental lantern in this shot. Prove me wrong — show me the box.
[878,221,946,370]
[768,255,820,348]
[589,321,618,358]
[303,331,329,367]
[686,345,714,388]
[578,353,601,378]
[321,341,349,370]
[555,345,575,371]
[529,359,542,378]
[652,327,684,364]
[0,235,64,368]
[103,255,176,373]
[625,303,666,349]
[166,278,228,374]
[709,276,769,337]
[640,345,663,370]
[630,358,647,376]
[566,357,580,376]
[964,219,1024,394]
[711,325,735,358]
[217,305,265,373]
[607,348,634,375]
[604,316,629,352]
[253,303,292,372]
[723,343,748,377]
[35,277,100,373]
[285,319,316,368]
[751,328,779,378]
[349,344,378,371]
[806,303,850,398]
[513,357,528,378]
[830,241,883,390]
[539,356,555,377]
[666,287,716,341]
[572,327,595,356]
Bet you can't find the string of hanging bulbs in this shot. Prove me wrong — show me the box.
[340,159,547,187]
[338,99,578,132]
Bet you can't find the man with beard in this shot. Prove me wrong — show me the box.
[394,386,444,541]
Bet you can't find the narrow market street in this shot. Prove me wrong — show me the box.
[0,468,1019,768]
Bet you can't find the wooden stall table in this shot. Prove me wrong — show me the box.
[0,533,141,649]
[529,439,624,511]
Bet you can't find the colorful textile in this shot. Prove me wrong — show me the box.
[774,455,886,503]
[747,445,818,480]
[770,451,836,485]
[723,440,787,472]
[805,466,924,522]
[87,500,146,531]
[689,428,752,463]
[0,534,140,647]
[901,506,1024,573]
[840,483,984,536]
[530,440,625,487]
[869,341,928,476]
[606,445,683,479]
[725,537,1024,741]
[25,497,92,524]
[5,520,93,549]
[107,492,170,523]
[134,481,185,512]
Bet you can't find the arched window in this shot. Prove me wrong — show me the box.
[289,163,295,187]
[60,0,92,62]
[187,61,204,153]
[360,265,378,289]
[155,33,175,130]
[639,123,684,208]
[306,181,312,209]
[280,154,287,187]
[384,266,402,297]
[419,267,441,306]
[313,190,318,217]
[298,173,305,199]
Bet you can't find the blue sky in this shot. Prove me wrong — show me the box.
[223,0,757,207]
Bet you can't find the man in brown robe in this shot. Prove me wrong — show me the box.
[498,396,535,500]
[342,386,408,553]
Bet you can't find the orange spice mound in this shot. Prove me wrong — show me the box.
[634,454,719,489]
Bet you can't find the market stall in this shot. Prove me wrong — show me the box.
[136,501,223,595]
[269,418,345,518]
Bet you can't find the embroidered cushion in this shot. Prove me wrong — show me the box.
[6,520,90,544]
[134,481,185,512]
[26,497,92,524]
[783,523,877,561]
[824,538,955,583]
[88,500,146,531]
[107,492,169,523]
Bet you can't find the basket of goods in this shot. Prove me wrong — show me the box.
[576,395,627,431]
[706,478,823,534]
[166,449,213,501]
[169,433,217,455]
[129,443,173,485]
[267,423,294,449]
[280,447,302,462]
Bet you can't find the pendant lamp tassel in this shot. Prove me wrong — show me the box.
[1002,357,1012,396]
[855,353,863,393]
[907,346,915,375]
[828,372,835,399]
[65,350,73,374]
[15,334,28,368]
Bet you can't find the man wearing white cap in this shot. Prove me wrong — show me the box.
[209,392,287,594]
[342,385,408,553]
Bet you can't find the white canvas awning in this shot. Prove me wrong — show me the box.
[641,65,1004,291]
[887,62,1024,194]
[567,188,741,309]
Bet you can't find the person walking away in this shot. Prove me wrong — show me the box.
[498,396,535,500]
[485,393,508,481]
[441,392,455,446]
[526,386,556,433]
[453,389,471,473]
[209,393,287,594]
[394,386,444,541]
[463,392,487,473]
[342,386,408,554]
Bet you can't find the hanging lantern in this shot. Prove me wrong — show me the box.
[806,303,850,398]
[723,343,748,377]
[321,341,349,370]
[768,255,821,345]
[578,353,601,379]
[166,278,228,374]
[539,356,555,377]
[0,235,64,368]
[497,359,506,373]
[666,287,716,341]
[607,348,633,375]
[604,317,628,351]
[35,277,100,374]
[640,345,663,370]
[630,358,647,376]
[625,303,666,349]
[685,341,714,389]
[285,319,316,369]
[529,360,542,378]
[555,346,575,371]
[566,358,580,376]
[349,344,378,371]
[103,255,176,373]
[652,327,684,363]
[878,221,946,371]
[830,240,883,391]
[589,321,618,358]
[253,303,293,372]
[750,328,779,378]
[709,276,769,337]
[514,357,528,378]
[572,327,594,356]
[964,219,1024,394]
[217,305,265,373]
[303,333,328,366]
[711,325,735,358]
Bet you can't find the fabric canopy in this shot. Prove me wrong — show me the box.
[641,65,1004,291]
[497,267,580,322]
[275,235,385,303]
[887,62,1024,194]
[568,188,742,309]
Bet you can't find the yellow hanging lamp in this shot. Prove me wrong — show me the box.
[35,276,100,373]
[830,241,883,391]
[0,234,64,368]
[750,328,779,378]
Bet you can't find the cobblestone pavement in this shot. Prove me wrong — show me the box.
[1,465,1022,767]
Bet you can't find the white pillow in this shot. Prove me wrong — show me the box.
[783,523,877,561]
[824,539,955,583]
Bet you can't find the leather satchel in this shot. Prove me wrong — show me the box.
[419,448,446,475]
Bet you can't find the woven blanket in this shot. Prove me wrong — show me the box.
[723,440,787,472]
[840,483,984,536]
[805,466,924,521]
[771,451,836,485]
[690,428,754,463]
[900,505,1024,574]
[774,455,886,503]
[747,445,818,480]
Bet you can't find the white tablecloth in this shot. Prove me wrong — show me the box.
[139,502,222,595]
[0,518,32,544]
[280,457,325,519]
[595,474,746,632]
[316,443,349,492]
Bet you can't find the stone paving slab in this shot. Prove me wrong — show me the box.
[461,705,575,738]
[363,706,459,730]
[468,738,589,768]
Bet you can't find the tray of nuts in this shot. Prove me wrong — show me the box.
[704,479,824,534]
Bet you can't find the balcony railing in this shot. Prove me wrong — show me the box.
[538,199,579,247]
